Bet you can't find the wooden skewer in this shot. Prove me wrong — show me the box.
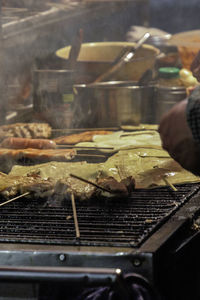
[139,155,169,158]
[69,173,116,194]
[115,165,123,180]
[0,192,30,208]
[0,171,8,177]
[71,193,80,239]
[153,166,177,191]
[162,176,178,192]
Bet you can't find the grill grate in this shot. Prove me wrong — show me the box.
[0,184,199,248]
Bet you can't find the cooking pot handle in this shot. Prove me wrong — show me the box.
[0,265,122,284]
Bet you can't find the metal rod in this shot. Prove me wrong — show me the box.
[52,128,119,132]
[69,173,115,194]
[0,192,30,207]
[71,193,80,239]
[0,265,122,284]
[57,145,114,150]
[75,154,106,158]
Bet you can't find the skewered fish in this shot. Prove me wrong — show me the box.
[0,148,76,173]
[0,123,52,141]
[53,130,113,145]
[0,148,76,162]
[1,137,56,149]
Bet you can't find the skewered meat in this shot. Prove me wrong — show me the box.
[96,176,135,197]
[0,123,52,141]
[53,130,113,145]
[0,172,56,199]
[0,148,76,173]
[8,149,199,194]
[3,142,200,204]
[1,137,56,149]
[0,169,133,203]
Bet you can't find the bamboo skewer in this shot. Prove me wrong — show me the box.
[162,176,178,192]
[69,173,116,194]
[71,193,80,239]
[0,192,30,208]
[153,166,177,191]
[115,165,123,180]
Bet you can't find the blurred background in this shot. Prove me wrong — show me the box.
[1,0,200,127]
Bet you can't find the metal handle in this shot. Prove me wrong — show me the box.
[0,265,122,284]
[93,32,151,83]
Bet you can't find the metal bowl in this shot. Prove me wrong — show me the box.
[72,81,156,128]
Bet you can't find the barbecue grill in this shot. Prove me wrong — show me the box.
[0,183,199,299]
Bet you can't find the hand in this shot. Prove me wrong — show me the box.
[191,50,200,82]
[158,99,200,175]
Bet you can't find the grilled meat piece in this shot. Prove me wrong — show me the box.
[96,176,135,197]
[54,131,113,145]
[53,177,96,202]
[1,137,56,149]
[121,176,136,193]
[0,172,56,199]
[0,123,52,141]
[0,148,76,173]
[0,148,76,163]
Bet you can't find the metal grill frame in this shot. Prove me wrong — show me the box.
[0,184,198,249]
[0,186,198,298]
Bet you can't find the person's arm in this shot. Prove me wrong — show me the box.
[158,50,200,175]
[158,89,200,175]
[191,50,200,82]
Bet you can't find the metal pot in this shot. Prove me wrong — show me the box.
[72,81,155,128]
[33,69,77,128]
[155,86,187,123]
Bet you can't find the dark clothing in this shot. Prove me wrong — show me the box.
[187,86,200,144]
[77,283,154,300]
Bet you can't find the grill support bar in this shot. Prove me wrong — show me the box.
[0,265,122,284]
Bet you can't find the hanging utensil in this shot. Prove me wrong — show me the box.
[68,28,83,70]
[93,32,151,83]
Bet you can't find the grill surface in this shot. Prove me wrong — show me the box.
[0,184,199,248]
